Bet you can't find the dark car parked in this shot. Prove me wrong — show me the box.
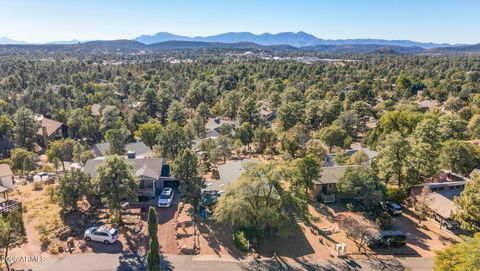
[433,214,459,230]
[380,201,403,216]
[367,230,407,248]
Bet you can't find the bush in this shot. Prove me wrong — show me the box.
[386,187,408,203]
[233,230,250,252]
[39,234,51,250]
[44,185,57,202]
[376,211,393,230]
[40,165,55,173]
[33,181,44,191]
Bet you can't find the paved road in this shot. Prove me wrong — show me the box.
[23,252,433,271]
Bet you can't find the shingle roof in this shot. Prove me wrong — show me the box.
[92,142,152,157]
[36,117,63,137]
[205,118,238,131]
[427,189,463,219]
[314,165,362,184]
[0,185,8,194]
[83,157,164,179]
[204,159,260,193]
[0,164,13,178]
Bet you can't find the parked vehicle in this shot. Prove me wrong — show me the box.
[157,187,174,207]
[367,230,407,248]
[84,225,119,244]
[380,201,403,216]
[433,214,459,230]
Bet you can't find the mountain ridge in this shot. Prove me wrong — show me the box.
[1,31,469,48]
[134,31,460,49]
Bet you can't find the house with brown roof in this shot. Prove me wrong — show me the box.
[35,115,68,146]
[409,169,470,226]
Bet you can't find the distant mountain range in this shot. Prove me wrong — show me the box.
[134,31,457,49]
[0,31,468,49]
[0,32,479,55]
[0,37,28,45]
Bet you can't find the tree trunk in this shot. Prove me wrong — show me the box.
[4,239,11,271]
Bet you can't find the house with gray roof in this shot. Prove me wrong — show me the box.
[83,156,175,198]
[313,165,362,203]
[0,164,14,192]
[324,148,378,167]
[202,159,260,204]
[92,141,153,158]
[205,118,238,138]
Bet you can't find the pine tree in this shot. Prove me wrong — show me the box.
[147,207,161,271]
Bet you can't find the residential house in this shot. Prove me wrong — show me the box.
[202,159,260,204]
[313,165,362,203]
[92,141,153,158]
[83,154,175,198]
[416,99,441,112]
[205,118,238,138]
[258,104,276,122]
[324,147,378,167]
[0,164,14,191]
[35,115,68,146]
[409,169,470,225]
[91,104,116,117]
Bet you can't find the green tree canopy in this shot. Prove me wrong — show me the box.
[172,149,202,210]
[13,107,39,150]
[135,121,163,148]
[454,176,480,233]
[95,155,138,223]
[434,233,480,271]
[337,167,386,211]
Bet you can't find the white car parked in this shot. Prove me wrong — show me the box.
[84,225,119,245]
[157,187,174,207]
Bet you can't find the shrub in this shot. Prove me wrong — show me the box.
[39,234,51,250]
[40,165,55,173]
[375,211,393,230]
[233,230,250,252]
[386,187,408,203]
[32,181,44,191]
[44,185,57,202]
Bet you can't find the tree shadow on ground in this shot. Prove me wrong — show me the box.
[160,255,175,271]
[364,254,405,271]
[255,224,315,258]
[239,257,349,271]
[197,220,247,260]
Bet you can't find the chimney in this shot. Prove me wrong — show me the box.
[127,151,136,159]
[42,126,48,146]
[214,117,220,124]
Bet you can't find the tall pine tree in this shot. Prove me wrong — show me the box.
[147,207,161,271]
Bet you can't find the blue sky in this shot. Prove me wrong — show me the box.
[0,0,479,44]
